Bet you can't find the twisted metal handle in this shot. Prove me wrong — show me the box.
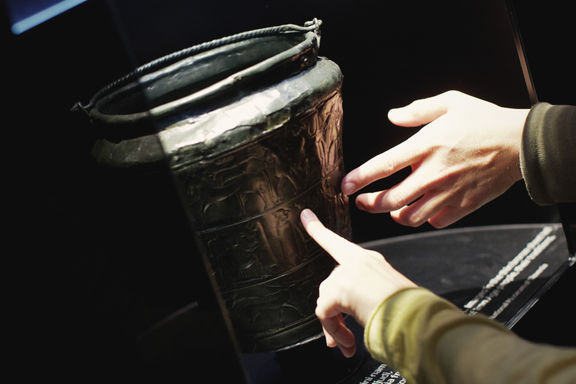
[73,19,322,113]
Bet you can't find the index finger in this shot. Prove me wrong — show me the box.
[341,137,423,196]
[300,209,362,265]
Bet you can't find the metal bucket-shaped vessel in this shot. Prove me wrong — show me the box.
[76,19,351,352]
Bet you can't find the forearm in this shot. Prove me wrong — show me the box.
[520,103,576,205]
[364,288,576,384]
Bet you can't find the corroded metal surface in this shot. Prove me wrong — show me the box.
[78,20,350,352]
[172,89,350,351]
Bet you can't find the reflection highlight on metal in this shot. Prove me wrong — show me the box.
[177,89,350,352]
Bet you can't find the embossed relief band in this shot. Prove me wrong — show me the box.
[174,90,350,351]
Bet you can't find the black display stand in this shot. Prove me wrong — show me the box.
[243,224,572,383]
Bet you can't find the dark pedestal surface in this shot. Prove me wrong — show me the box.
[243,223,572,383]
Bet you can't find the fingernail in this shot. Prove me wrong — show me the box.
[341,181,356,195]
[300,208,314,221]
[388,107,407,123]
[387,108,400,120]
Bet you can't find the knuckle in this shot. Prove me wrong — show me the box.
[318,279,330,295]
[427,217,446,229]
[395,213,423,227]
[392,205,425,227]
[370,153,397,175]
[380,190,409,211]
[436,167,458,183]
[458,194,481,212]
[443,90,465,103]
[314,305,326,320]
[428,210,457,228]
[364,249,382,259]
[407,99,429,120]
[405,215,425,227]
[444,89,461,98]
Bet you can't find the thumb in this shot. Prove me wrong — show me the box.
[388,91,459,127]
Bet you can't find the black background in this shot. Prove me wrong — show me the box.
[4,0,575,381]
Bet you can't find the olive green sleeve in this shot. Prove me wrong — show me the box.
[520,102,576,205]
[364,287,576,384]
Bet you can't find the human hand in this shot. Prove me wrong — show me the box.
[342,90,530,228]
[300,208,416,357]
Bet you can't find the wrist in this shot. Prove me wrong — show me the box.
[501,107,530,182]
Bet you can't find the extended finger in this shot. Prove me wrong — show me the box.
[341,138,424,196]
[355,171,434,214]
[387,90,462,127]
[428,205,474,229]
[390,189,449,227]
[300,209,363,265]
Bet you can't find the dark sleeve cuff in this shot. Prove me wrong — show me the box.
[520,102,576,205]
